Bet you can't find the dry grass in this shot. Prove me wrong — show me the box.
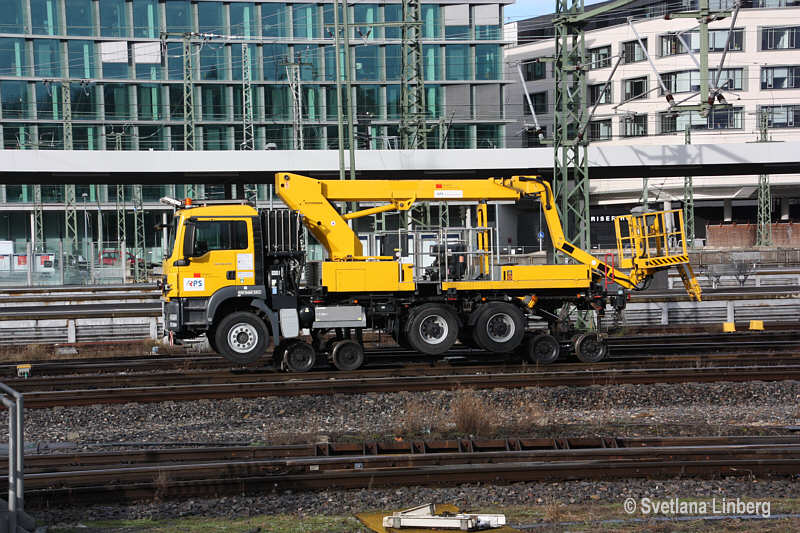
[509,388,549,431]
[543,497,564,523]
[397,396,442,436]
[451,389,494,437]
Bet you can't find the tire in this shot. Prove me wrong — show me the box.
[523,333,560,364]
[206,330,218,354]
[575,333,608,363]
[214,311,269,364]
[471,302,525,353]
[331,339,365,371]
[404,303,459,356]
[282,340,316,372]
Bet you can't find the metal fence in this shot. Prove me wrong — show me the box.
[0,240,162,287]
[0,383,35,532]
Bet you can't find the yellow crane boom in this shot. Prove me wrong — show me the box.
[275,172,702,300]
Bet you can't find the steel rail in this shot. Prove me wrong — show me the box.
[18,363,800,409]
[21,439,800,507]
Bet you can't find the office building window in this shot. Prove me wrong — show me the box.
[137,84,162,120]
[201,85,227,120]
[475,4,500,40]
[33,40,61,77]
[230,3,257,38]
[522,61,546,81]
[133,0,159,38]
[660,107,743,132]
[0,0,24,33]
[293,4,318,39]
[198,2,224,34]
[624,76,648,101]
[446,44,470,80]
[476,124,500,149]
[622,114,647,137]
[66,0,93,36]
[660,29,743,56]
[70,82,97,120]
[354,4,380,40]
[30,0,61,35]
[1,80,29,119]
[263,44,289,81]
[761,66,800,89]
[762,26,800,50]
[165,0,192,34]
[355,46,380,81]
[422,5,441,39]
[589,119,612,141]
[588,45,611,69]
[104,83,130,119]
[525,91,547,115]
[262,4,288,38]
[444,4,470,40]
[761,104,800,128]
[623,39,647,63]
[588,83,611,105]
[0,38,26,77]
[384,5,401,39]
[475,44,499,80]
[424,45,441,81]
[661,68,743,94]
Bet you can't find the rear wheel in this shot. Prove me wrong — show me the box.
[405,304,459,355]
[331,339,365,371]
[281,340,316,372]
[575,333,608,363]
[471,302,525,353]
[523,333,560,364]
[215,312,269,364]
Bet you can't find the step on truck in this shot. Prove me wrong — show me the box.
[160,173,702,371]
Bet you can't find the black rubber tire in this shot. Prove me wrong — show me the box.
[404,303,459,355]
[282,340,316,372]
[575,333,608,363]
[331,339,365,371]
[471,302,525,353]
[206,327,218,354]
[524,333,561,364]
[214,311,269,364]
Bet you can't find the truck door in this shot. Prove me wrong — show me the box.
[179,217,254,297]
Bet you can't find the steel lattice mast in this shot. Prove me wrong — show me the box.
[400,0,426,149]
[756,110,773,246]
[553,0,590,250]
[683,128,695,247]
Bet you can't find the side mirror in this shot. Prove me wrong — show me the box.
[182,221,196,259]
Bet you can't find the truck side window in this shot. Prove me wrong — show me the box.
[193,220,248,254]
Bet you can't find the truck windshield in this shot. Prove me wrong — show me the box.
[165,216,178,259]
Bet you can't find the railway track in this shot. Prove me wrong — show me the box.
[14,360,800,409]
[5,330,799,378]
[23,435,800,507]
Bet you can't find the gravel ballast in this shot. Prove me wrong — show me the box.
[35,477,800,525]
[9,380,800,444]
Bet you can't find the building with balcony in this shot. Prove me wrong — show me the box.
[504,0,800,246]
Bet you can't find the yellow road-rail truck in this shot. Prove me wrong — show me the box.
[160,173,701,371]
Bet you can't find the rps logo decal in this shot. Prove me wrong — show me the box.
[183,277,206,291]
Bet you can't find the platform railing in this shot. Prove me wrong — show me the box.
[0,382,34,533]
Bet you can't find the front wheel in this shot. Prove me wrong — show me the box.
[214,311,269,364]
[575,333,608,363]
[331,339,365,371]
[523,333,560,364]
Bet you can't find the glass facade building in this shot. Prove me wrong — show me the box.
[0,0,508,151]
